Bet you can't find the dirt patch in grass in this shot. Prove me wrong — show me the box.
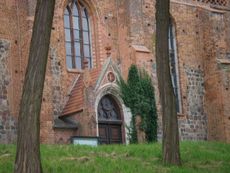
[61,156,90,163]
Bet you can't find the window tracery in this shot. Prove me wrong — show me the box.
[64,0,92,70]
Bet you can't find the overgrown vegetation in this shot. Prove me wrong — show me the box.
[0,142,230,173]
[117,65,157,143]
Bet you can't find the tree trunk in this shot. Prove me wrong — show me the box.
[14,0,55,173]
[155,0,181,165]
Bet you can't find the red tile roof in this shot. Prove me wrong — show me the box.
[61,68,101,117]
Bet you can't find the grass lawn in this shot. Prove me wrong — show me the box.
[0,142,230,173]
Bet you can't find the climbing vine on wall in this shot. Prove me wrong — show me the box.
[118,65,157,143]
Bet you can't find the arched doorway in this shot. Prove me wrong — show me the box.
[97,95,123,144]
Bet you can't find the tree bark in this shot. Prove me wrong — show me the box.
[155,0,181,165]
[14,0,55,173]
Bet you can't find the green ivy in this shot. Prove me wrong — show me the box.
[117,65,157,143]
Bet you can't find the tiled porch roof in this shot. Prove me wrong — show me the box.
[61,68,101,116]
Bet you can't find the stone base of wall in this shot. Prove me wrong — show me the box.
[178,118,207,141]
[0,115,17,144]
[0,39,17,144]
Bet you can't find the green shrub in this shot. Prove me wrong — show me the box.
[117,65,157,143]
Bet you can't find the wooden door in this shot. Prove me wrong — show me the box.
[98,95,123,144]
[99,123,122,144]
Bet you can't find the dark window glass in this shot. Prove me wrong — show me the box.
[73,29,80,41]
[72,4,78,16]
[65,42,72,56]
[83,31,89,44]
[82,18,88,31]
[84,44,90,57]
[64,15,70,27]
[168,19,181,113]
[75,57,82,69]
[73,16,79,29]
[64,0,92,70]
[65,29,71,41]
[74,42,81,56]
[66,55,73,69]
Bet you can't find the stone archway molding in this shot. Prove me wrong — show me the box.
[95,83,132,144]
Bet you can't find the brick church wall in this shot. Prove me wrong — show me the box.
[169,2,208,140]
[202,9,230,142]
[0,0,30,143]
[172,1,230,142]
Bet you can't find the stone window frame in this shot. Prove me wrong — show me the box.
[168,18,182,113]
[64,0,93,70]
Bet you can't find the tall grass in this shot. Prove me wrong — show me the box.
[0,142,229,173]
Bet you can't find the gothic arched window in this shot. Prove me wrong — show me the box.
[64,0,92,70]
[168,19,182,113]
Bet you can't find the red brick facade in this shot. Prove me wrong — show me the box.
[0,0,230,144]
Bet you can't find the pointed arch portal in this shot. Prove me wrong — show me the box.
[97,95,123,144]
